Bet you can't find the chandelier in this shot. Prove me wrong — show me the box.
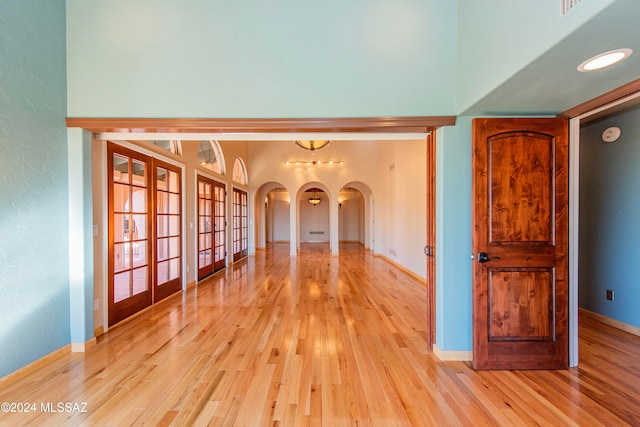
[307,190,322,206]
[295,140,330,151]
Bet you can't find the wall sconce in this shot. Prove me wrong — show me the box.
[338,202,342,209]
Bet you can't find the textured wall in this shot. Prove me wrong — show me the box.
[66,0,457,118]
[0,0,69,377]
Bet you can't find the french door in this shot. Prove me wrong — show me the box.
[155,160,183,301]
[198,176,226,280]
[233,188,248,261]
[108,143,182,326]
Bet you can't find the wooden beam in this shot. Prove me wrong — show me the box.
[66,116,457,134]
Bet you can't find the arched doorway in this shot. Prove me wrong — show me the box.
[338,182,373,249]
[296,182,332,253]
[254,182,292,253]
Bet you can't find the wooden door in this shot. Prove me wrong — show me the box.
[233,188,248,261]
[154,161,182,301]
[108,143,152,326]
[472,118,569,370]
[198,176,226,280]
[213,183,226,271]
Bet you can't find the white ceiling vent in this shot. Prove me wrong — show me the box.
[561,0,581,15]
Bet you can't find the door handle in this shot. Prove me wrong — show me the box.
[424,245,435,257]
[477,252,500,263]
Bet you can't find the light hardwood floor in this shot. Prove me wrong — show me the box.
[1,243,639,426]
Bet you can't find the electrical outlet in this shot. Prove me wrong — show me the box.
[606,289,614,301]
[94,299,99,311]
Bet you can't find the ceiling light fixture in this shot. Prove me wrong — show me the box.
[285,160,343,166]
[578,48,633,72]
[307,190,322,206]
[295,140,330,151]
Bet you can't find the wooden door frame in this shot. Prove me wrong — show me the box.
[562,83,640,367]
[71,115,450,348]
[425,132,436,349]
[232,187,249,261]
[196,174,227,280]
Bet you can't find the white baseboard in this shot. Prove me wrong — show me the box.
[579,307,640,337]
[71,337,97,353]
[433,344,472,361]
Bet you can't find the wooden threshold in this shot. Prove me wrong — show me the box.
[66,116,456,134]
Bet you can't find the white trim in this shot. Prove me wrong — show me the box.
[71,338,96,353]
[433,344,472,362]
[568,117,580,368]
[97,132,429,141]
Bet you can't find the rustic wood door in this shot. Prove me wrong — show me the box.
[472,118,569,370]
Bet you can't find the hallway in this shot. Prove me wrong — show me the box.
[1,243,639,425]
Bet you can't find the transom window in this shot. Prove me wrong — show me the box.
[232,157,248,185]
[198,140,225,175]
[151,140,182,156]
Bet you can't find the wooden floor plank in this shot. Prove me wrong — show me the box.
[1,242,639,426]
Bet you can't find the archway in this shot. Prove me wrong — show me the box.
[338,181,374,250]
[254,182,291,253]
[296,182,332,253]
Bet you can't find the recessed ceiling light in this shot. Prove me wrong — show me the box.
[578,48,633,72]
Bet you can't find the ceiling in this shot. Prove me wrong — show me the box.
[462,0,640,116]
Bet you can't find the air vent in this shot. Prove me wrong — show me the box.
[561,0,581,15]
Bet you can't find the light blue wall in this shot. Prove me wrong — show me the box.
[66,0,458,118]
[579,105,640,328]
[0,0,69,377]
[435,118,473,351]
[456,0,617,113]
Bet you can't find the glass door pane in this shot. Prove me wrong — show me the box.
[155,162,182,302]
[213,182,226,271]
[233,188,248,261]
[198,178,213,280]
[198,176,226,279]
